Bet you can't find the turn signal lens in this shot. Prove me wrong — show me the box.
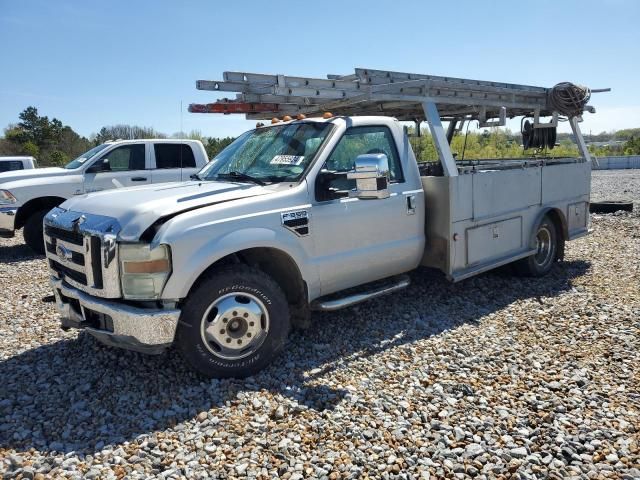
[323,112,333,119]
[282,115,292,122]
[271,117,280,124]
[296,114,306,120]
[123,258,170,274]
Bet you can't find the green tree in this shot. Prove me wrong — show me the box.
[623,137,640,155]
[205,136,235,159]
[49,150,69,166]
[0,107,91,166]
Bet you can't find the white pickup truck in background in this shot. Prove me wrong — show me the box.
[0,156,37,172]
[0,139,209,252]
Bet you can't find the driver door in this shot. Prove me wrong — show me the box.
[84,144,150,193]
[311,125,424,296]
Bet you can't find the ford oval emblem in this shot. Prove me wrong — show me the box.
[56,244,73,262]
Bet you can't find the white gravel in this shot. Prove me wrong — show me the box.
[1,170,639,479]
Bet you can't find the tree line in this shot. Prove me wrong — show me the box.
[0,107,235,167]
[1,106,639,168]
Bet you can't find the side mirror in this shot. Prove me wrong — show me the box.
[87,158,109,173]
[347,154,390,199]
[315,169,350,201]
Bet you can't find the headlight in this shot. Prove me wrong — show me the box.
[0,190,17,205]
[119,243,172,300]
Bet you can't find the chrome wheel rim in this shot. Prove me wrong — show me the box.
[200,292,269,360]
[534,226,554,268]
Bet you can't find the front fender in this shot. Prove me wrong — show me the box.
[160,227,319,300]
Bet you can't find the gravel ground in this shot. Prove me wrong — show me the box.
[1,170,639,479]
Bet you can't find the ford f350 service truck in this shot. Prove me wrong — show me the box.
[45,68,603,378]
[0,139,208,252]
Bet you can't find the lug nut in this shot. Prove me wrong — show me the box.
[226,338,231,343]
[237,339,242,345]
[243,313,249,318]
[249,322,255,327]
[247,333,252,338]
[220,329,225,334]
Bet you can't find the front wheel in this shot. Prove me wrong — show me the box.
[175,265,290,378]
[23,208,49,254]
[514,215,558,277]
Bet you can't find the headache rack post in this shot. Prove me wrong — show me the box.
[569,116,592,163]
[423,101,458,177]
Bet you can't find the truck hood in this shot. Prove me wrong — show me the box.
[0,167,68,184]
[60,180,274,240]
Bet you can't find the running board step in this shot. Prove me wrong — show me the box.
[310,275,410,312]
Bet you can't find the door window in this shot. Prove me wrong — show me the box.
[325,126,404,181]
[154,144,196,169]
[99,144,146,172]
[0,161,24,172]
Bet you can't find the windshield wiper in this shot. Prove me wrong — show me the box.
[216,171,266,186]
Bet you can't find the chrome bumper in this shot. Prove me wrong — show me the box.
[51,278,180,354]
[0,206,17,236]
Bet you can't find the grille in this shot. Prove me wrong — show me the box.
[49,259,88,285]
[44,225,83,246]
[45,226,90,288]
[90,236,103,289]
[44,209,121,298]
[45,242,85,266]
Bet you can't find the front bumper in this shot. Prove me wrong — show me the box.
[0,206,17,237]
[51,278,181,354]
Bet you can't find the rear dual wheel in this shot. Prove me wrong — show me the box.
[176,265,290,378]
[514,215,559,277]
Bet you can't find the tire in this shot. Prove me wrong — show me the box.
[23,208,49,254]
[514,215,558,277]
[175,265,290,378]
[589,200,633,214]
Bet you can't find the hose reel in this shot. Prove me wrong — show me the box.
[521,119,557,150]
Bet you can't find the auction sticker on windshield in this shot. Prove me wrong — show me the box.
[270,155,305,165]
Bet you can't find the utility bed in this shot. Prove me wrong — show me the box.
[420,160,590,281]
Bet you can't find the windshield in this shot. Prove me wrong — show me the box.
[65,144,110,169]
[197,122,333,183]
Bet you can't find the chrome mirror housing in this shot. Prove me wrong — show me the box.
[347,153,390,199]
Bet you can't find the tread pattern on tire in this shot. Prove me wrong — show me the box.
[23,209,49,254]
[175,264,290,378]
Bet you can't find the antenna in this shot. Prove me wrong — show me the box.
[180,100,184,136]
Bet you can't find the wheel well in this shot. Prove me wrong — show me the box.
[15,196,66,230]
[190,247,308,308]
[545,208,567,260]
[545,208,568,241]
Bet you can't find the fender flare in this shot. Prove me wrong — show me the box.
[529,207,568,259]
[161,227,319,300]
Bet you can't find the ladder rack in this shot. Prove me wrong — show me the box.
[189,68,590,122]
[189,68,599,177]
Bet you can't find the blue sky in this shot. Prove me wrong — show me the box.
[1,0,639,139]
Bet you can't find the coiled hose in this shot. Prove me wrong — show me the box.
[549,82,591,117]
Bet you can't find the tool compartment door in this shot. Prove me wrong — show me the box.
[466,217,523,266]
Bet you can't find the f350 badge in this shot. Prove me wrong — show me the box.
[281,210,309,237]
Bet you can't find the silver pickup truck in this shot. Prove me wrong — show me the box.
[44,69,597,378]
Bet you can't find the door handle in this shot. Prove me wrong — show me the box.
[131,177,147,182]
[406,195,416,215]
